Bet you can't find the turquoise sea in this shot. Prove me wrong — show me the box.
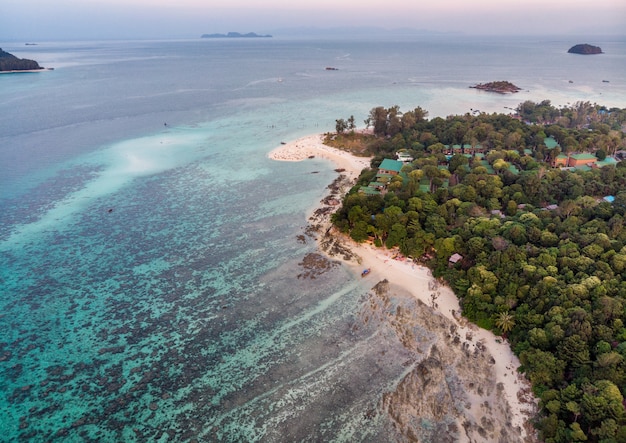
[1,35,625,442]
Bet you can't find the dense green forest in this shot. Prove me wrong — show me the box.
[330,101,626,442]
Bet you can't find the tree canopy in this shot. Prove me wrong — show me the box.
[332,102,626,442]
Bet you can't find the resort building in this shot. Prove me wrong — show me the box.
[396,150,414,163]
[551,152,618,170]
[377,158,404,175]
[444,144,486,156]
[568,153,598,168]
[449,253,463,266]
[543,136,560,150]
[553,154,569,167]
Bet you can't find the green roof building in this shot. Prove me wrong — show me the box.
[544,136,561,149]
[378,158,404,175]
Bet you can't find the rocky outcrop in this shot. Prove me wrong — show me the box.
[470,81,521,94]
[0,48,42,71]
[568,43,603,54]
[364,281,538,442]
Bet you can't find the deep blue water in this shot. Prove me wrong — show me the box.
[1,36,625,442]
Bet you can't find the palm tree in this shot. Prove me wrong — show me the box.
[495,311,515,335]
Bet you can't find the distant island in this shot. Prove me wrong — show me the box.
[201,32,272,39]
[470,81,521,94]
[0,48,44,72]
[568,43,603,55]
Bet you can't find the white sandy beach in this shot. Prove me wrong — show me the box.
[269,134,538,441]
[268,134,371,181]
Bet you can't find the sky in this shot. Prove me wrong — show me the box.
[2,0,625,41]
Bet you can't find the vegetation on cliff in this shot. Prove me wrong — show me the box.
[330,101,626,442]
[0,48,42,71]
[568,44,603,55]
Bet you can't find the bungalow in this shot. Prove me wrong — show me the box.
[552,154,569,167]
[378,158,404,175]
[568,153,597,168]
[396,150,414,163]
[359,186,381,195]
[597,157,619,168]
[449,253,463,266]
[507,164,520,175]
[358,158,404,195]
[444,144,485,155]
[544,136,560,150]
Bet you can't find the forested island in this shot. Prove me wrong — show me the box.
[329,101,626,443]
[568,44,603,55]
[0,48,43,72]
[201,32,272,39]
[470,81,521,94]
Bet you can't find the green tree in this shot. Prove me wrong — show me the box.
[335,118,347,134]
[495,311,515,335]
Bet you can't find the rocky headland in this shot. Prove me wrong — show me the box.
[470,81,521,94]
[0,48,43,72]
[568,43,603,54]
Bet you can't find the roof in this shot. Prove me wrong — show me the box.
[544,137,560,149]
[508,165,520,175]
[597,157,618,168]
[359,186,380,195]
[570,153,597,161]
[449,253,463,263]
[477,160,495,174]
[369,181,387,188]
[378,158,404,173]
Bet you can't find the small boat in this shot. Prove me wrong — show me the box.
[361,268,371,277]
[602,80,610,83]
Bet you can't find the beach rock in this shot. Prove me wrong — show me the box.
[367,284,537,443]
[297,253,340,279]
[568,43,603,54]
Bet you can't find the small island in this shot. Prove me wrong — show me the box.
[568,43,603,55]
[201,32,272,39]
[470,80,521,94]
[0,48,44,72]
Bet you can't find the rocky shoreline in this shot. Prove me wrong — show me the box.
[270,135,539,442]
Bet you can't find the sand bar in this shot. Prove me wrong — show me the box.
[269,134,537,441]
[268,134,371,181]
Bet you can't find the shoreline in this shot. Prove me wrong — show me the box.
[0,68,53,74]
[269,134,538,441]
